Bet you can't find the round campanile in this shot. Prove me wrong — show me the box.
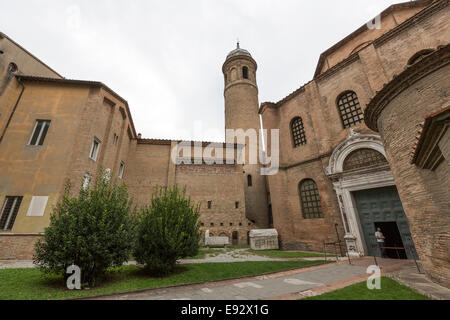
[223,43,260,134]
[222,43,270,228]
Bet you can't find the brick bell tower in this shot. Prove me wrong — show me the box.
[223,43,269,228]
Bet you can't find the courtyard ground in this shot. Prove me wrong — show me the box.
[88,257,450,300]
[1,249,448,300]
[0,259,324,300]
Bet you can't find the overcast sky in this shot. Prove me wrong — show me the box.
[1,0,401,142]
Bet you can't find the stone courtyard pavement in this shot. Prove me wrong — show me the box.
[87,258,449,300]
[90,263,368,300]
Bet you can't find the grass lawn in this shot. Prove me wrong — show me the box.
[249,249,325,258]
[304,277,428,300]
[0,260,323,300]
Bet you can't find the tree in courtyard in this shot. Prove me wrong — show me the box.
[134,185,201,275]
[33,171,136,287]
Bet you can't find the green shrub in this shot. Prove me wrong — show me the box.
[134,185,201,275]
[33,172,136,287]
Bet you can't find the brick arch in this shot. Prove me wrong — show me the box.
[349,41,372,56]
[219,232,229,238]
[407,49,434,66]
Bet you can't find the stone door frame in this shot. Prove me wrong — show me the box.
[326,130,395,257]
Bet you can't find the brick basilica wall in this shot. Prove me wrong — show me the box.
[368,55,450,287]
[261,0,449,257]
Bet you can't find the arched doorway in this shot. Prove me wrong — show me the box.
[326,130,417,259]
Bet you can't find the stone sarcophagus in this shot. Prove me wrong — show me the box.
[204,230,229,247]
[249,229,279,250]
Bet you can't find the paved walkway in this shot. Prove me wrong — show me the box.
[179,249,284,264]
[87,257,449,300]
[389,264,450,300]
[90,263,368,300]
[0,260,36,269]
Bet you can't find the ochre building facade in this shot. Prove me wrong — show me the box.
[0,0,448,287]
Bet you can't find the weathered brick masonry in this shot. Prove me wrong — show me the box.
[365,45,450,288]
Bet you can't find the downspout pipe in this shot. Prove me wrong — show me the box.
[0,76,25,144]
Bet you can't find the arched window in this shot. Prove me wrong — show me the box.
[230,68,237,81]
[242,66,249,79]
[337,91,364,129]
[291,117,307,147]
[343,148,388,171]
[407,49,434,66]
[8,62,18,73]
[299,179,323,219]
[247,175,253,187]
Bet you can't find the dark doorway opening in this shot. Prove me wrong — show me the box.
[268,204,273,228]
[374,222,407,259]
[232,231,238,245]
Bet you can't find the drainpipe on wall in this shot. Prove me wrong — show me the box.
[0,76,25,144]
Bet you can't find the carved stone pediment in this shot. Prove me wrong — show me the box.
[326,131,385,176]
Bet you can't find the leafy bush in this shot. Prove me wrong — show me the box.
[33,172,136,287]
[134,185,201,275]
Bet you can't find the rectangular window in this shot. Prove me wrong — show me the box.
[118,162,125,179]
[235,201,239,209]
[0,196,23,230]
[28,120,51,146]
[207,201,212,209]
[89,138,100,161]
[26,196,48,217]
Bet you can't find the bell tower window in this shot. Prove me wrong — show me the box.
[242,66,249,79]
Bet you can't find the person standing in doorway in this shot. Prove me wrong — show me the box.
[375,227,387,258]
